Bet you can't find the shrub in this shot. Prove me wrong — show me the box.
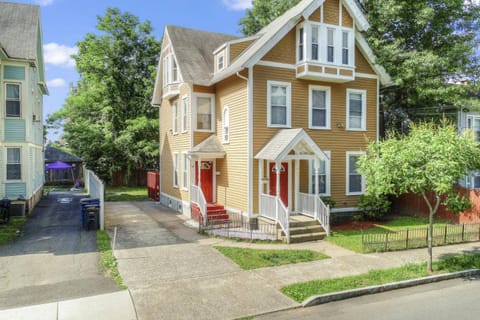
[321,196,336,209]
[358,194,391,220]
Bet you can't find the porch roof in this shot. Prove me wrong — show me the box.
[189,135,225,159]
[255,128,328,162]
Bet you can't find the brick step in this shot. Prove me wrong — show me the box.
[206,204,225,211]
[207,209,227,215]
[288,232,327,243]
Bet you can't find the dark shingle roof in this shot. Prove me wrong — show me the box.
[0,2,40,60]
[166,25,238,86]
[45,147,82,163]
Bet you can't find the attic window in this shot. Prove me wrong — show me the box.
[163,54,179,86]
[217,52,225,72]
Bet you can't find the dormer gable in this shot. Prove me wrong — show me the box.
[213,36,259,75]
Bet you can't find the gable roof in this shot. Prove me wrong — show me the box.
[189,135,226,158]
[0,2,40,60]
[210,0,391,86]
[166,25,239,86]
[255,128,328,162]
[45,146,83,163]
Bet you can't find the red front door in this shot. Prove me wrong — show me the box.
[269,162,288,206]
[195,161,214,203]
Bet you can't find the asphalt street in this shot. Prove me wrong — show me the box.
[0,191,120,310]
[255,277,480,320]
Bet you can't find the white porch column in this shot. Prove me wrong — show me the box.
[197,160,202,189]
[275,161,281,222]
[314,157,320,220]
[295,159,300,212]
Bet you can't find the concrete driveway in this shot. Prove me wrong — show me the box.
[105,202,297,320]
[0,191,120,310]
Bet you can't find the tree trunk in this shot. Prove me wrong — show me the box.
[422,193,441,273]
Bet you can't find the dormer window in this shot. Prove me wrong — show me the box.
[216,51,226,73]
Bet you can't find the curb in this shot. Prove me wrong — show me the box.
[302,269,480,307]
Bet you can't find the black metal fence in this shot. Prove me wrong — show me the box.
[362,223,480,252]
[199,214,280,241]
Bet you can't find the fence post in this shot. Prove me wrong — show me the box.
[405,229,409,249]
[361,229,364,251]
[385,232,388,252]
[426,226,429,246]
[462,224,465,242]
[444,225,448,244]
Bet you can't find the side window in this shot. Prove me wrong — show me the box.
[172,100,179,134]
[7,147,21,180]
[267,81,291,128]
[347,89,367,131]
[6,83,21,117]
[195,95,215,132]
[309,85,331,129]
[347,152,365,195]
[181,97,188,133]
[173,152,179,188]
[310,152,330,195]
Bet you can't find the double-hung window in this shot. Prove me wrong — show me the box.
[222,106,230,144]
[347,89,367,130]
[327,28,335,63]
[172,100,179,134]
[195,94,215,132]
[467,115,480,143]
[347,152,365,195]
[182,152,189,190]
[6,83,21,117]
[311,26,319,61]
[172,58,178,82]
[267,81,291,127]
[309,85,330,129]
[342,31,349,65]
[173,152,179,188]
[181,97,188,133]
[310,152,330,195]
[298,27,304,61]
[163,54,179,86]
[7,148,21,180]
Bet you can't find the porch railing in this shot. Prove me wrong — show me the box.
[277,198,290,243]
[259,193,290,243]
[297,192,330,235]
[259,193,276,220]
[191,185,207,224]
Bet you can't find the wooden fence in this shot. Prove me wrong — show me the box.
[362,223,480,252]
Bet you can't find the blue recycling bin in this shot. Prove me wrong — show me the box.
[80,198,100,229]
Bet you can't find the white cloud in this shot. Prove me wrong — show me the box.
[34,0,54,6]
[222,0,252,11]
[43,43,77,68]
[47,78,67,88]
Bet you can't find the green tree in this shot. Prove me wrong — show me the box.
[357,121,480,272]
[48,8,160,182]
[238,0,480,131]
[239,0,301,35]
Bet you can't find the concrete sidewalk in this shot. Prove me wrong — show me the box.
[105,201,480,320]
[0,290,137,320]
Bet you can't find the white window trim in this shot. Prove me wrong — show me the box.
[222,106,230,144]
[181,152,189,191]
[309,85,331,130]
[163,54,180,86]
[346,88,367,131]
[346,151,366,196]
[181,96,188,133]
[172,100,179,135]
[5,82,22,118]
[308,151,331,196]
[173,152,179,188]
[6,147,22,181]
[267,80,291,128]
[193,93,216,132]
[216,51,225,73]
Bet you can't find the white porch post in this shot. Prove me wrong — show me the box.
[295,159,300,212]
[258,159,263,193]
[197,160,201,189]
[275,161,280,222]
[314,157,320,220]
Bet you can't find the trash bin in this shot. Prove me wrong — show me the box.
[80,198,100,229]
[85,206,99,230]
[0,199,11,224]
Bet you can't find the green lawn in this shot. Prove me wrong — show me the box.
[327,216,452,253]
[105,186,149,201]
[214,246,330,270]
[281,252,480,302]
[0,217,26,246]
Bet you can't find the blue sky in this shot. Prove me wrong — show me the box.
[11,0,252,141]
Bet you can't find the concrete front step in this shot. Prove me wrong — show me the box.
[289,219,321,228]
[289,225,325,235]
[289,232,327,243]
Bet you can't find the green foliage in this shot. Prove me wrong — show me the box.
[239,0,301,35]
[362,0,480,129]
[48,8,161,182]
[320,196,336,209]
[358,194,391,220]
[437,252,480,272]
[214,246,329,270]
[96,230,126,289]
[443,192,472,215]
[0,217,26,246]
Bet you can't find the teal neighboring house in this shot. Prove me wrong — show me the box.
[0,2,48,211]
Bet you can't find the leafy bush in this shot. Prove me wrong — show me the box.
[320,196,336,209]
[358,194,391,220]
[443,192,471,215]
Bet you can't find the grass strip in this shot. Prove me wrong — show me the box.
[96,230,126,289]
[281,252,480,302]
[105,186,149,201]
[0,217,26,246]
[214,246,329,270]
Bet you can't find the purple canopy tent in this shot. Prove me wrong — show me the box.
[45,161,75,184]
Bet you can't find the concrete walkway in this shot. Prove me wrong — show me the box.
[105,201,480,320]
